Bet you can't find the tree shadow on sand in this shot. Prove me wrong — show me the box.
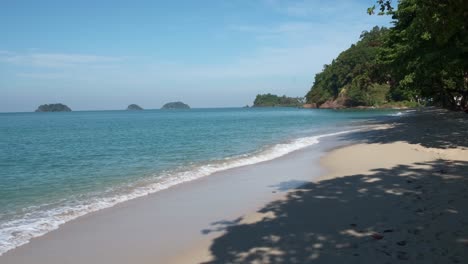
[341,108,468,149]
[201,159,468,263]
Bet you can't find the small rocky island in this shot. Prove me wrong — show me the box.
[127,104,144,111]
[161,101,190,109]
[35,103,72,112]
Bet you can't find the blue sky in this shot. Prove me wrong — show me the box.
[0,0,390,112]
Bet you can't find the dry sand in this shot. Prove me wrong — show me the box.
[174,108,468,263]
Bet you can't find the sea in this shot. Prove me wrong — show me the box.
[0,107,402,255]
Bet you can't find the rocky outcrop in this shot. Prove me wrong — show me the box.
[319,100,344,109]
[35,103,72,112]
[127,104,143,111]
[302,103,317,109]
[319,94,350,109]
[161,102,190,109]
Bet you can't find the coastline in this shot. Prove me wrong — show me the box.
[2,108,467,263]
[0,125,353,263]
[170,108,468,263]
[0,112,367,257]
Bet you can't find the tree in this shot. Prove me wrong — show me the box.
[371,0,468,110]
[253,94,303,107]
[306,26,391,107]
[367,0,394,15]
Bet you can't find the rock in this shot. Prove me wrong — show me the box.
[35,103,72,112]
[161,101,190,109]
[303,103,317,108]
[397,240,407,246]
[319,99,346,109]
[127,104,143,111]
[371,233,384,240]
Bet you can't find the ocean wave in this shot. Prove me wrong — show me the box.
[390,111,404,116]
[0,128,361,256]
[389,109,417,117]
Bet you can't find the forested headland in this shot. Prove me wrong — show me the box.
[253,94,304,107]
[306,0,467,111]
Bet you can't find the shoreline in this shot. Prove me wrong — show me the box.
[173,108,468,263]
[2,108,467,263]
[0,124,356,263]
[0,124,365,257]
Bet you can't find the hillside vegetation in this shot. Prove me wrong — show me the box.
[161,101,190,109]
[35,103,72,112]
[253,94,304,107]
[306,26,391,108]
[306,0,467,111]
[127,104,143,110]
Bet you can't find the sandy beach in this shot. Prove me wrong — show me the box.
[1,108,468,264]
[172,108,468,263]
[2,0,466,262]
[0,127,342,263]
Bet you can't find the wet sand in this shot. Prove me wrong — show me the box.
[0,131,346,264]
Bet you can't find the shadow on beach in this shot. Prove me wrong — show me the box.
[201,109,468,263]
[343,108,468,149]
[202,160,468,263]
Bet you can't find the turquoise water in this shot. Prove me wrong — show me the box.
[0,107,398,254]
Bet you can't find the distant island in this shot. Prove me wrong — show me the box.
[161,101,190,109]
[127,104,143,111]
[35,103,72,112]
[253,94,304,107]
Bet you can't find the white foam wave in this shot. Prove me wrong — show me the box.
[390,111,404,116]
[389,109,417,117]
[0,128,361,256]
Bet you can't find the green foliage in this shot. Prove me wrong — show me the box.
[380,100,422,108]
[127,104,143,110]
[305,86,333,106]
[374,0,468,111]
[253,94,304,107]
[306,26,391,107]
[348,83,390,106]
[367,0,394,15]
[35,103,72,112]
[161,102,190,109]
[308,0,467,111]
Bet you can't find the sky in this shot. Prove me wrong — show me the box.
[0,0,391,112]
